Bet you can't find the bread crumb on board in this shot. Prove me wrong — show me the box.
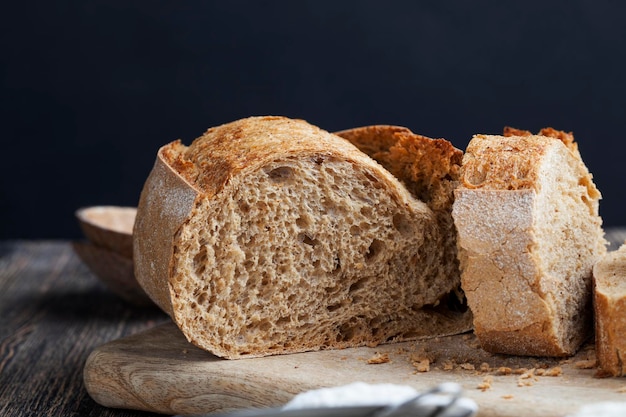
[502,394,514,400]
[367,352,391,364]
[517,369,537,387]
[477,376,493,391]
[496,367,513,375]
[411,358,430,373]
[460,363,476,371]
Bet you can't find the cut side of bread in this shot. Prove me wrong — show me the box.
[335,125,465,310]
[452,128,606,357]
[594,244,626,377]
[134,116,472,359]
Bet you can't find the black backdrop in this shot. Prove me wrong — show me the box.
[2,1,626,239]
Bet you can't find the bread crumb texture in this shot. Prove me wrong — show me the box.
[453,128,606,357]
[139,116,471,358]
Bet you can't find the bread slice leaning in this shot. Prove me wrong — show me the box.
[593,244,626,377]
[335,125,465,308]
[133,116,472,359]
[452,129,606,357]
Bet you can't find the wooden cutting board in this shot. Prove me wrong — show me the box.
[84,321,626,416]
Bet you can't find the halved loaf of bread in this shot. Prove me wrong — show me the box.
[133,116,472,359]
[452,128,606,357]
[593,244,626,377]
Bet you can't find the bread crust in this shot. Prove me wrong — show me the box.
[134,116,472,358]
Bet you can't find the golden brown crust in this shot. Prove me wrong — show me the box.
[335,125,463,211]
[180,116,396,198]
[460,134,551,190]
[504,126,579,155]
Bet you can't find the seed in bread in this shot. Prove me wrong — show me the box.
[452,128,606,357]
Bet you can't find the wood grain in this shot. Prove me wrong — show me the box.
[0,241,169,417]
[84,321,626,417]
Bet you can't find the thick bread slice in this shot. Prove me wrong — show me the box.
[134,116,472,359]
[335,125,465,308]
[593,244,626,377]
[452,130,606,357]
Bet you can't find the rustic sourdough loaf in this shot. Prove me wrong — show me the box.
[452,128,606,357]
[594,243,626,377]
[133,116,472,359]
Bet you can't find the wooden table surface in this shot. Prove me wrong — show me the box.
[2,230,626,416]
[0,240,169,417]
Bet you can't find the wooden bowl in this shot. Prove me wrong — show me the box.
[74,206,153,306]
[76,206,136,259]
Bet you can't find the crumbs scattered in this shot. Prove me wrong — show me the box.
[442,360,455,371]
[536,366,562,377]
[617,386,626,393]
[477,376,493,391]
[367,352,390,364]
[460,363,476,371]
[411,357,430,373]
[517,369,537,387]
[496,367,513,375]
[502,395,514,400]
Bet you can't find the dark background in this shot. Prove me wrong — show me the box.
[2,1,626,239]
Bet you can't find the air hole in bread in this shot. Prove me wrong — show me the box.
[197,292,207,305]
[193,246,208,276]
[257,320,272,332]
[392,213,412,237]
[327,303,342,312]
[332,256,341,274]
[260,273,270,286]
[238,201,250,213]
[363,171,379,185]
[296,215,310,229]
[349,277,369,293]
[298,233,318,247]
[365,239,384,262]
[464,166,487,187]
[337,324,356,342]
[385,333,401,343]
[267,166,293,182]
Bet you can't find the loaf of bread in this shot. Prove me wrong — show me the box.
[133,116,472,359]
[452,128,606,356]
[594,244,626,376]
